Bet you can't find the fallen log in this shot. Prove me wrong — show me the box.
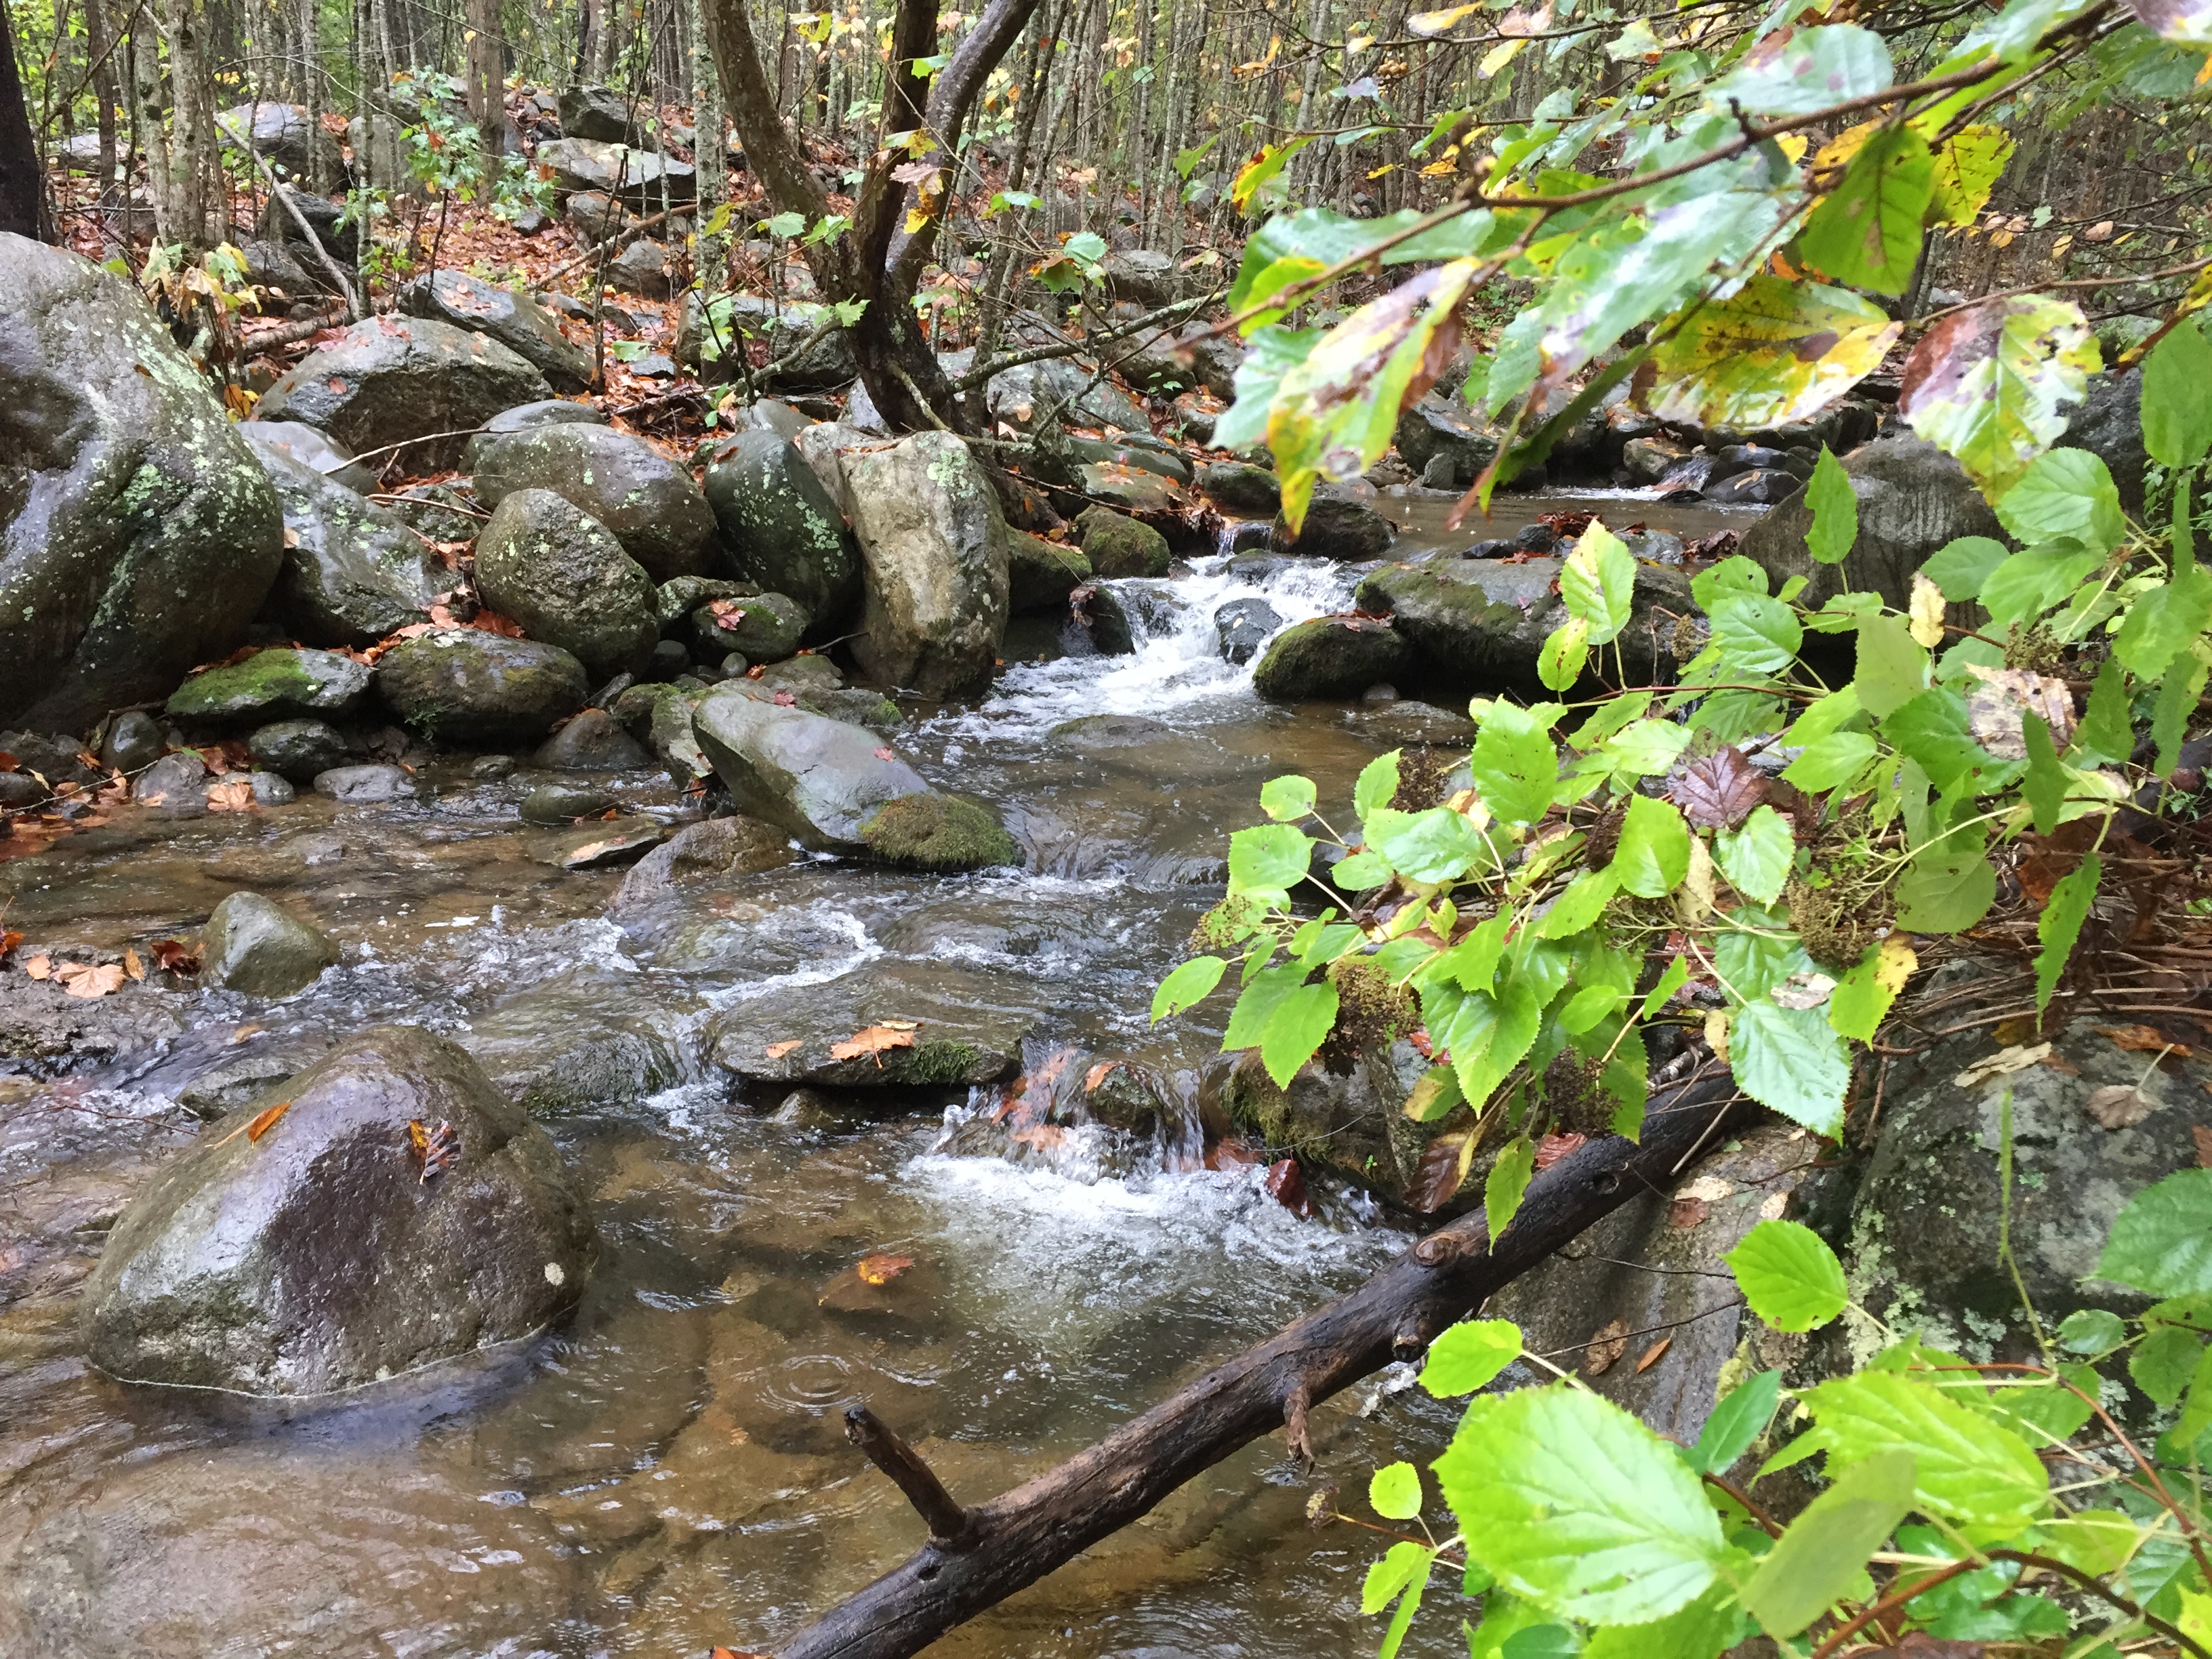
[772,1063,1754,1659]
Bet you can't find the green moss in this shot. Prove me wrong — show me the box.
[165,649,319,718]
[1074,506,1170,579]
[901,1040,983,1084]
[859,792,1018,870]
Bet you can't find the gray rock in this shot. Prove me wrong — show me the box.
[1272,486,1393,561]
[1251,615,1413,702]
[1624,435,1690,484]
[843,432,1010,697]
[983,358,1149,434]
[462,970,688,1114]
[133,750,208,814]
[255,314,552,471]
[644,638,690,681]
[254,187,361,288]
[562,188,640,246]
[707,961,1027,1089]
[700,428,863,623]
[520,780,615,823]
[1070,581,1135,655]
[676,290,856,389]
[0,237,285,731]
[1007,531,1091,613]
[250,718,347,780]
[215,100,344,183]
[165,647,373,724]
[396,269,592,392]
[249,769,296,805]
[1215,596,1284,665]
[200,891,339,996]
[1074,504,1169,579]
[737,397,817,441]
[557,82,642,144]
[472,423,716,582]
[534,136,693,205]
[473,489,658,680]
[655,574,756,630]
[1200,461,1281,515]
[81,1025,594,1394]
[611,813,798,913]
[1703,467,1797,505]
[692,591,808,664]
[376,630,588,744]
[550,816,667,869]
[100,710,165,774]
[531,707,652,771]
[1741,436,2005,612]
[244,418,376,491]
[312,762,415,802]
[459,397,607,471]
[244,438,443,645]
[606,239,671,298]
[791,420,874,510]
[380,480,481,543]
[1102,249,1181,309]
[175,1044,324,1120]
[1395,394,1500,480]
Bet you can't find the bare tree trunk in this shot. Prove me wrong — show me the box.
[465,0,503,149]
[298,0,328,191]
[689,0,723,294]
[0,0,49,240]
[84,0,122,249]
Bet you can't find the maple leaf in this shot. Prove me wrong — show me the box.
[1669,746,1767,830]
[407,1118,461,1182]
[57,961,126,999]
[151,938,202,973]
[874,747,897,762]
[829,1022,919,1065]
[206,779,258,813]
[708,598,750,623]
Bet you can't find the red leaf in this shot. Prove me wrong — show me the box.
[1534,1130,1587,1170]
[773,689,798,706]
[1406,1132,1471,1212]
[1265,1157,1314,1216]
[1669,746,1767,830]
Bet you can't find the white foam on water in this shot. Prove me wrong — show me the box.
[699,903,884,1006]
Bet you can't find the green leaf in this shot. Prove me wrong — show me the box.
[2130,1322,2205,1407]
[1228,823,1312,895]
[2032,851,2100,1015]
[1332,848,1392,890]
[1715,806,1795,905]
[1799,1370,2050,1525]
[1605,718,1697,778]
[1898,293,2100,499]
[1780,731,1876,792]
[1726,1218,1850,1332]
[1370,1461,1424,1521]
[1498,1628,1580,1659]
[2075,657,2133,762]
[1798,126,1932,297]
[1538,617,1591,693]
[1486,1134,1537,1242]
[1435,1387,1727,1624]
[1538,869,1619,940]
[1980,545,2105,626]
[2097,1169,2212,1296]
[1260,775,1318,821]
[1428,979,1543,1110]
[1688,1370,1784,1475]
[1925,125,2014,227]
[1612,796,1692,897]
[1715,23,1893,113]
[1741,1450,1916,1639]
[2114,567,2212,681]
[1421,1318,1523,1396]
[1436,913,1513,993]
[762,209,806,237]
[1805,447,1858,565]
[1362,1538,1433,1614]
[1730,1002,1852,1136]
[1260,978,1340,1087]
[2056,1307,2127,1357]
[1707,591,1802,674]
[2173,1342,2212,1448]
[1580,1584,1744,1659]
[1403,1065,1465,1123]
[1995,447,2125,550]
[1559,984,1626,1035]
[1893,842,1996,933]
[2154,648,2211,775]
[1639,276,1900,433]
[1212,324,1321,450]
[1920,535,2011,604]
[1471,702,1559,826]
[1883,688,1982,790]
[1231,136,1315,212]
[2022,713,2065,835]
[1853,613,1929,719]
[1355,750,1404,817]
[2144,316,2212,470]
[1152,955,1228,1020]
[1828,937,1914,1042]
[2034,1508,2142,1577]
[1562,520,1637,644]
[1366,806,1488,883]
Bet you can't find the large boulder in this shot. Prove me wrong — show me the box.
[215,101,344,183]
[1007,531,1091,612]
[534,136,694,205]
[80,1025,596,1395]
[472,488,657,680]
[842,432,1009,697]
[1741,436,2004,611]
[244,436,443,644]
[396,269,592,392]
[1395,394,1499,487]
[557,83,642,144]
[676,291,856,388]
[1250,615,1413,701]
[165,647,373,724]
[1074,504,1170,578]
[471,423,716,581]
[254,186,362,287]
[254,315,552,471]
[1356,554,1693,698]
[983,358,1149,434]
[0,238,285,730]
[199,890,340,996]
[459,396,607,470]
[1200,461,1281,516]
[1102,249,1182,309]
[700,428,862,623]
[1273,487,1394,561]
[244,418,375,491]
[376,629,589,743]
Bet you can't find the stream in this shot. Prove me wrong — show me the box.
[0,488,1753,1657]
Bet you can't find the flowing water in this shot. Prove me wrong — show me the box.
[0,489,1753,1658]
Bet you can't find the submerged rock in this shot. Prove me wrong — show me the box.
[377,630,588,744]
[472,423,716,582]
[520,780,616,823]
[472,488,658,680]
[856,792,1019,870]
[245,437,443,645]
[1250,615,1412,702]
[843,432,1010,697]
[313,762,415,802]
[611,815,798,913]
[165,647,373,724]
[200,890,339,997]
[464,970,692,1114]
[700,428,862,623]
[0,236,285,731]
[81,1024,596,1394]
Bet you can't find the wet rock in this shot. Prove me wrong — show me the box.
[244,417,377,492]
[606,238,672,298]
[396,270,590,392]
[520,780,617,823]
[377,630,589,744]
[708,962,1029,1089]
[175,1042,327,1120]
[133,750,208,814]
[1069,581,1135,655]
[1214,597,1284,665]
[692,590,808,664]
[1272,487,1393,562]
[857,792,1019,869]
[100,710,165,773]
[473,488,659,680]
[459,396,607,472]
[245,437,444,645]
[1394,394,1498,483]
[562,188,640,246]
[1074,504,1170,579]
[0,973,190,1077]
[550,815,667,869]
[611,814,799,913]
[701,428,863,623]
[1703,466,1797,506]
[380,479,481,543]
[1360,699,1478,747]
[558,81,642,142]
[200,890,340,996]
[313,762,415,801]
[1076,458,1189,518]
[216,100,344,182]
[1116,319,1242,400]
[1251,615,1412,702]
[791,419,874,508]
[843,432,1010,697]
[0,237,285,730]
[464,970,692,1113]
[1741,436,2006,612]
[676,291,858,389]
[250,770,296,805]
[472,423,716,582]
[255,316,552,472]
[645,638,691,681]
[472,754,516,779]
[719,674,903,735]
[1007,531,1092,613]
[532,707,653,771]
[81,1025,595,1394]
[1622,435,1689,485]
[1049,713,1172,749]
[1200,460,1281,515]
[657,573,756,629]
[983,358,1149,434]
[165,646,373,724]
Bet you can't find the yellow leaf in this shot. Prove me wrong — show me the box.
[1479,37,1525,76]
[1704,1007,1730,1063]
[904,207,931,234]
[1814,120,1878,176]
[1368,163,1398,179]
[1872,935,1918,998]
[1407,2,1480,34]
[1908,572,1946,649]
[1774,133,1808,165]
[1347,33,1374,52]
[1419,158,1456,177]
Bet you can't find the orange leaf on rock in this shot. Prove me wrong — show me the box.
[58,962,126,998]
[207,779,258,813]
[0,928,20,960]
[2095,1024,2191,1059]
[773,690,797,707]
[246,1099,292,1143]
[1084,1060,1120,1091]
[1534,1130,1587,1170]
[0,751,18,772]
[857,1252,915,1286]
[874,747,896,762]
[123,947,145,981]
[1265,1156,1314,1216]
[1635,1336,1672,1373]
[1667,1196,1709,1229]
[1205,1136,1263,1169]
[764,1040,803,1059]
[828,1023,918,1065]
[2193,1124,2212,1168]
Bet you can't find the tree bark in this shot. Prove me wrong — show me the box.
[465,0,503,150]
[770,1066,1752,1659]
[0,0,49,240]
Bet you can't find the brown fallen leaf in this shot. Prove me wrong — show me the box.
[2041,1051,2081,1076]
[1266,1156,1315,1217]
[407,1117,461,1183]
[857,1252,914,1286]
[1084,1060,1120,1091]
[707,598,749,623]
[764,1039,803,1060]
[0,928,20,961]
[1009,1120,1066,1153]
[1205,1136,1264,1169]
[58,962,126,999]
[1963,663,2076,760]
[1668,745,1767,830]
[228,1023,264,1043]
[206,779,258,813]
[1990,1014,2040,1047]
[2086,1084,2153,1129]
[1636,1336,1673,1373]
[1534,1130,1588,1170]
[1584,1317,1630,1376]
[1407,1130,1475,1212]
[1666,1197,1709,1230]
[2194,1124,2212,1168]
[773,689,798,707]
[874,747,896,762]
[2096,1025,2191,1059]
[246,1099,291,1143]
[0,750,17,772]
[828,1023,918,1065]
[22,954,52,979]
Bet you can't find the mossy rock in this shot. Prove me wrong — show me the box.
[858,792,1019,871]
[1007,531,1093,613]
[166,647,373,724]
[1073,505,1170,578]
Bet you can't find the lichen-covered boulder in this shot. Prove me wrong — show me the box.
[472,488,658,680]
[1250,615,1412,701]
[165,647,372,724]
[1074,505,1170,578]
[80,1024,596,1394]
[254,314,552,471]
[376,629,588,743]
[675,291,855,388]
[472,423,716,582]
[0,236,285,730]
[459,397,607,471]
[842,432,1009,697]
[396,269,592,391]
[700,428,861,624]
[1200,461,1281,516]
[244,436,443,645]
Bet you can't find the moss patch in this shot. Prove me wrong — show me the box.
[859,792,1019,870]
[1074,506,1170,578]
[900,1040,983,1085]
